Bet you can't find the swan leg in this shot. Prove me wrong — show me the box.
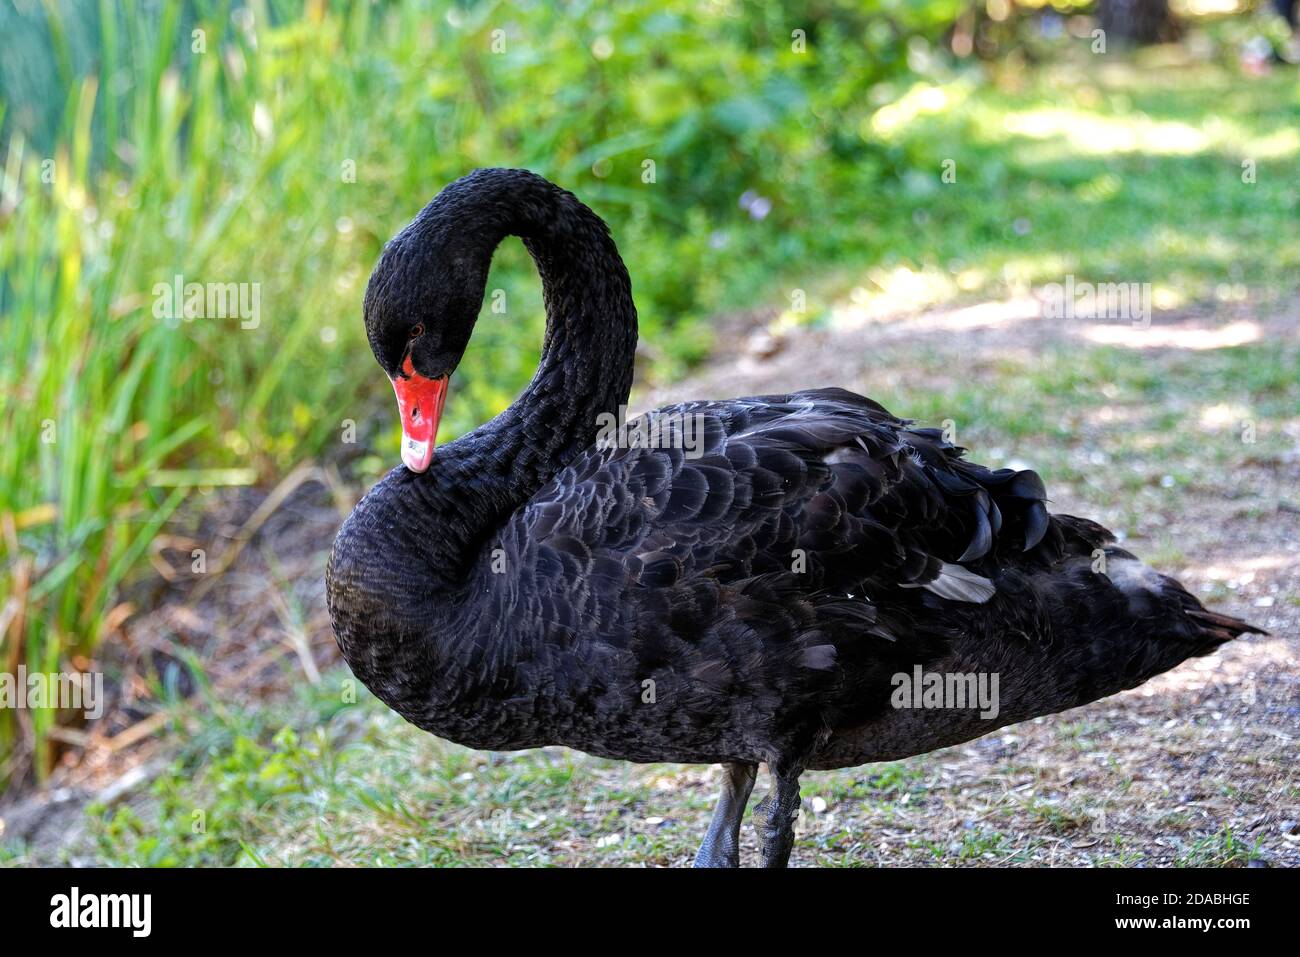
[692,762,758,868]
[752,768,802,868]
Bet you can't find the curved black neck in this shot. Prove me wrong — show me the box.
[428,171,636,567]
[468,170,639,483]
[329,171,638,644]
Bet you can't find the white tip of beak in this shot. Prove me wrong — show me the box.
[401,434,433,472]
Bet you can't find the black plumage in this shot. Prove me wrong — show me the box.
[326,169,1264,867]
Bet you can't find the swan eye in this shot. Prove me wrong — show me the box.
[408,324,425,340]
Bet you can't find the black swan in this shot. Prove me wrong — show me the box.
[326,168,1263,867]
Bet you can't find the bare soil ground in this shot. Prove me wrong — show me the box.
[2,294,1296,867]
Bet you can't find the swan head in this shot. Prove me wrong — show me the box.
[362,202,491,473]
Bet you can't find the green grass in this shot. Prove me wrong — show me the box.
[84,676,691,867]
[853,55,1300,303]
[1175,827,1264,868]
[61,670,1030,866]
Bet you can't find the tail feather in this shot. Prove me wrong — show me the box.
[1108,552,1268,657]
[1169,582,1268,656]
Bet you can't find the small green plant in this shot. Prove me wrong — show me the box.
[1176,826,1264,868]
[91,727,326,867]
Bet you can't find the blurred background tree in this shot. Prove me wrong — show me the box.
[1099,0,1181,44]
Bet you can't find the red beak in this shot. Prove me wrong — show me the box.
[391,356,448,473]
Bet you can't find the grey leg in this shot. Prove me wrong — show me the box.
[692,762,758,868]
[751,767,803,868]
